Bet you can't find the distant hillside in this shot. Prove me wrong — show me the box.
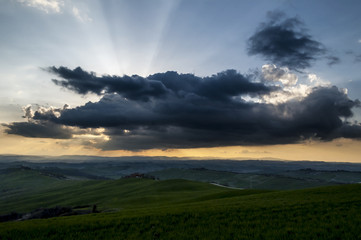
[149,168,361,190]
[0,177,264,215]
[1,154,361,179]
[2,156,361,193]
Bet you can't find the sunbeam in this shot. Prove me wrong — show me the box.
[0,0,361,161]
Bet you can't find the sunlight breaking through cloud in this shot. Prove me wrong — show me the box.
[4,65,361,151]
[17,0,92,23]
[17,0,64,13]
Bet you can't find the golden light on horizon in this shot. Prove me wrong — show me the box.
[1,125,360,163]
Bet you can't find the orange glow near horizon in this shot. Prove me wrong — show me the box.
[0,127,360,163]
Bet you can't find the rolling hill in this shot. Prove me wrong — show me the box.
[1,157,361,239]
[0,178,360,239]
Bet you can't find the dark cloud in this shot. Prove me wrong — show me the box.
[48,66,169,101]
[95,86,361,150]
[9,69,360,150]
[345,50,361,63]
[247,11,333,71]
[343,51,361,63]
[2,121,73,139]
[326,56,341,66]
[355,54,361,63]
[195,70,272,101]
[48,67,273,102]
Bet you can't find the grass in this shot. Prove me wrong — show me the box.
[2,204,359,240]
[0,177,266,215]
[149,168,341,190]
[0,176,361,239]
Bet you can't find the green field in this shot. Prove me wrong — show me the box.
[149,168,345,190]
[1,168,361,240]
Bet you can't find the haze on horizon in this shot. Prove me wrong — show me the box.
[1,0,361,162]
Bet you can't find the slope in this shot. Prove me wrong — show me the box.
[0,183,360,240]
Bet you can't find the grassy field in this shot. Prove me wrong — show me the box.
[0,167,84,212]
[0,175,361,239]
[149,168,342,190]
[1,177,262,215]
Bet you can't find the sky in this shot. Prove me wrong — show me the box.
[1,0,361,162]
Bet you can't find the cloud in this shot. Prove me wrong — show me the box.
[344,50,361,63]
[48,67,273,102]
[355,54,361,63]
[255,65,332,105]
[17,0,64,13]
[48,66,170,101]
[3,121,73,139]
[3,103,108,141]
[17,0,92,23]
[247,11,335,71]
[72,6,92,22]
[6,66,361,151]
[326,56,341,66]
[80,86,361,150]
[22,105,34,119]
[261,64,298,86]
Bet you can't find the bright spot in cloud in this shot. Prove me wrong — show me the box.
[17,0,92,23]
[307,73,330,86]
[256,65,333,105]
[258,64,310,104]
[308,73,318,83]
[17,0,64,13]
[72,6,92,22]
[262,64,298,86]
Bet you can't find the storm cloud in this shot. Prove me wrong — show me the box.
[3,121,73,139]
[48,66,169,101]
[247,11,332,71]
[2,11,359,151]
[49,67,272,102]
[5,66,361,150]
